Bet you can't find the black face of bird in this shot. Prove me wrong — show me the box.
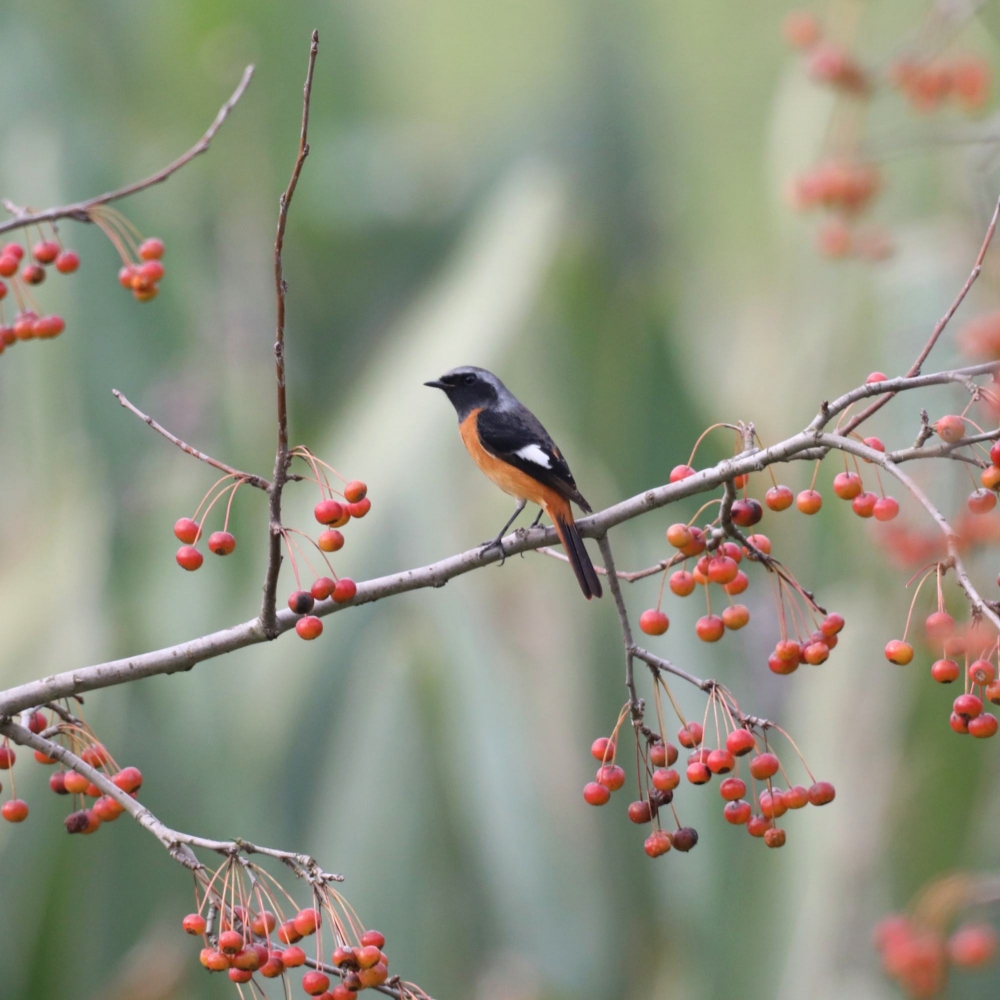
[424,366,501,420]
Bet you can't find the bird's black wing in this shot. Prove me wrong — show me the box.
[476,404,592,511]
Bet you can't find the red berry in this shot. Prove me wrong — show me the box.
[293,907,320,936]
[969,713,998,738]
[33,315,65,339]
[1,799,28,822]
[200,948,229,971]
[987,680,1000,705]
[281,945,306,966]
[183,913,207,935]
[219,930,244,954]
[760,789,787,819]
[931,659,960,683]
[670,464,696,483]
[948,923,997,967]
[55,250,80,274]
[991,440,1000,467]
[175,545,203,571]
[833,471,863,499]
[724,800,752,825]
[785,785,809,809]
[318,529,345,552]
[730,498,763,527]
[591,736,614,761]
[311,577,336,600]
[968,489,997,514]
[686,761,711,785]
[666,523,693,548]
[0,255,17,277]
[347,498,371,518]
[27,711,46,734]
[596,764,626,790]
[0,747,15,769]
[678,722,703,748]
[863,436,885,455]
[278,921,303,944]
[707,749,735,774]
[208,530,236,555]
[251,910,277,936]
[139,260,165,283]
[21,263,44,285]
[726,729,756,756]
[934,414,965,443]
[722,605,749,630]
[260,953,285,978]
[983,465,1000,490]
[954,693,983,719]
[969,659,996,685]
[796,489,822,514]
[644,829,672,857]
[765,485,794,511]
[747,815,773,838]
[884,640,914,665]
[852,491,877,517]
[719,777,746,800]
[139,238,165,260]
[782,11,821,48]
[627,800,652,824]
[302,972,331,996]
[228,968,252,984]
[296,616,323,640]
[173,517,201,543]
[333,578,357,602]
[113,766,143,792]
[695,615,725,642]
[582,782,609,808]
[639,609,669,635]
[807,780,835,805]
[803,641,830,665]
[669,571,696,596]
[32,240,59,264]
[344,480,368,503]
[873,496,899,521]
[288,590,316,614]
[314,499,346,525]
[652,768,680,792]
[749,753,779,780]
[707,555,738,585]
[672,827,698,852]
[925,611,955,642]
[764,827,786,848]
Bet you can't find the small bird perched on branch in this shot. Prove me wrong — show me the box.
[425,366,602,599]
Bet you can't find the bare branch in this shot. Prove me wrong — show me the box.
[0,66,254,236]
[261,30,320,637]
[112,389,270,490]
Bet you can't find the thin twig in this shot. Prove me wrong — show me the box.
[260,30,319,638]
[839,190,1000,435]
[112,390,269,489]
[0,66,254,237]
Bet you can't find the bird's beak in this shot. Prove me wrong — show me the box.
[423,379,446,389]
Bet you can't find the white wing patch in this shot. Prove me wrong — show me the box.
[515,443,552,469]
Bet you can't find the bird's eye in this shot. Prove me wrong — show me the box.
[463,374,476,385]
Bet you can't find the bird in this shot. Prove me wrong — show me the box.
[424,366,602,599]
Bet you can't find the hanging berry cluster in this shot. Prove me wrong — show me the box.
[181,857,430,999]
[0,234,77,353]
[584,681,835,855]
[781,7,992,259]
[0,704,143,833]
[875,874,999,998]
[173,449,370,641]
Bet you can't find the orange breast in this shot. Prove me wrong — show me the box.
[459,408,554,508]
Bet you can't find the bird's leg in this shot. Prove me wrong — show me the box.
[530,509,545,528]
[480,498,527,566]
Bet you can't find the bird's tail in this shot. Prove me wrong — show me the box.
[548,497,602,600]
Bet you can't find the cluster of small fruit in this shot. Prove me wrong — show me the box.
[183,871,415,999]
[584,695,835,854]
[0,712,143,833]
[875,907,996,997]
[83,203,167,303]
[890,56,991,114]
[781,11,868,94]
[0,236,77,352]
[638,459,850,674]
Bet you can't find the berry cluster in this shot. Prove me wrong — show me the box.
[876,901,997,997]
[890,56,990,114]
[780,10,994,260]
[84,204,167,302]
[182,858,428,999]
[584,684,835,855]
[0,236,76,354]
[173,451,369,641]
[0,707,143,834]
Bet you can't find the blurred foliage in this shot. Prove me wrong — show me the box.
[3,2,1000,999]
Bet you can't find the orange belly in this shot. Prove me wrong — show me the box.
[459,408,554,508]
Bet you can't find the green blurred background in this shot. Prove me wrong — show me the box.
[3,2,1000,998]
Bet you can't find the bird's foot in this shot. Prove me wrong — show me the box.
[479,535,507,566]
